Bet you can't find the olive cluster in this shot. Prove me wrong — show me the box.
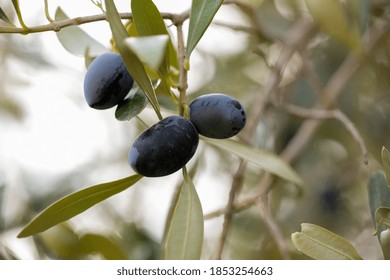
[84,53,246,177]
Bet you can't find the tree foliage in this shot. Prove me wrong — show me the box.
[0,0,390,260]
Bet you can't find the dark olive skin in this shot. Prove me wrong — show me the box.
[189,93,246,139]
[128,116,199,177]
[84,53,134,109]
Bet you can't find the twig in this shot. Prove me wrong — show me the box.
[205,13,390,221]
[210,16,314,259]
[212,20,256,34]
[258,195,290,259]
[281,104,369,164]
[211,160,246,259]
[0,12,180,34]
[175,22,189,117]
[241,16,314,141]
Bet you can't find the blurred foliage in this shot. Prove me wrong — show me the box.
[1,0,390,259]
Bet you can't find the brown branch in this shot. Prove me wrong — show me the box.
[211,160,246,259]
[205,13,390,222]
[258,195,290,259]
[281,104,369,164]
[0,12,182,34]
[210,16,314,259]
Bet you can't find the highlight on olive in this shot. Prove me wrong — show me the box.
[128,116,199,177]
[189,93,246,139]
[83,52,134,109]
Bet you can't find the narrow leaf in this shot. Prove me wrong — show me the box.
[105,0,162,120]
[80,233,127,260]
[186,0,223,58]
[17,174,143,238]
[0,6,15,26]
[115,88,148,121]
[305,0,362,52]
[367,172,390,230]
[382,147,390,187]
[55,7,107,56]
[124,35,169,71]
[203,137,304,186]
[292,223,362,260]
[162,168,204,260]
[131,0,179,85]
[374,207,390,235]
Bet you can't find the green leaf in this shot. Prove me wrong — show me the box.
[131,0,168,35]
[382,147,390,187]
[105,0,162,120]
[291,223,363,260]
[124,35,169,71]
[80,233,127,260]
[203,137,304,186]
[115,88,148,121]
[367,172,390,230]
[305,0,362,53]
[374,207,390,235]
[0,6,15,26]
[131,0,179,85]
[17,174,143,238]
[186,0,223,58]
[345,0,370,33]
[55,7,107,56]
[162,168,204,260]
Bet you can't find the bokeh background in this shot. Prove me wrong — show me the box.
[0,0,390,259]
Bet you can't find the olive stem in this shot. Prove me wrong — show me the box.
[0,12,183,34]
[175,22,189,118]
[43,0,54,23]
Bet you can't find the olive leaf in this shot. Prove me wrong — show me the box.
[124,35,169,72]
[105,0,162,120]
[367,172,390,232]
[162,168,204,260]
[381,146,390,188]
[55,7,107,56]
[374,207,390,235]
[17,174,143,238]
[131,0,179,87]
[291,223,363,260]
[203,137,304,186]
[79,233,127,260]
[305,0,362,53]
[186,0,224,58]
[115,87,148,121]
[0,6,14,26]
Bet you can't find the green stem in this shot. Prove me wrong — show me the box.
[176,22,189,118]
[44,0,54,22]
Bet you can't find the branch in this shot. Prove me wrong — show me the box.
[281,104,368,164]
[0,12,180,34]
[205,13,390,221]
[210,16,314,259]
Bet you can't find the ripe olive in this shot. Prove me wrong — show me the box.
[83,53,134,109]
[128,116,199,177]
[189,93,246,139]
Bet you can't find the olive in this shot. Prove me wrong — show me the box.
[128,116,199,177]
[189,93,246,139]
[83,53,134,109]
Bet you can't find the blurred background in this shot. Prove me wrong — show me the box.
[0,0,389,259]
